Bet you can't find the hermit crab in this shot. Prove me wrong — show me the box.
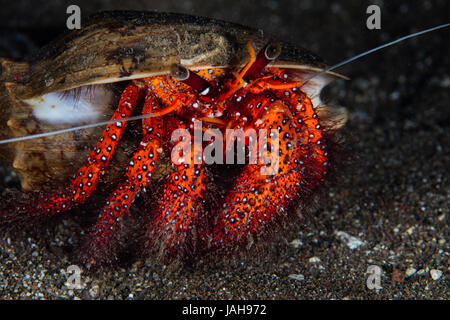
[0,11,348,262]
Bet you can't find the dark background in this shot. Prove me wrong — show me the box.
[0,0,448,299]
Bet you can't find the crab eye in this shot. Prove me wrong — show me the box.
[170,63,211,95]
[264,42,281,60]
[170,63,190,81]
[243,42,283,81]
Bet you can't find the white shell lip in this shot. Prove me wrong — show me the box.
[25,85,114,125]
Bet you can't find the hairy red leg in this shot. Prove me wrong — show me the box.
[207,92,328,250]
[88,90,163,246]
[148,121,206,254]
[3,83,144,217]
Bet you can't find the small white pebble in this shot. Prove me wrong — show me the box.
[289,239,303,248]
[440,76,450,88]
[417,269,426,275]
[390,91,400,100]
[309,256,321,263]
[335,231,365,250]
[288,274,305,281]
[89,284,100,298]
[406,226,415,235]
[405,267,417,277]
[430,269,443,280]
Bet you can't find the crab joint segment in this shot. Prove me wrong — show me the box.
[170,63,211,95]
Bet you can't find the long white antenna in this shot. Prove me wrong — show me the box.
[302,22,450,84]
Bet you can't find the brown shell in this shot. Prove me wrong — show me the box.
[0,11,343,191]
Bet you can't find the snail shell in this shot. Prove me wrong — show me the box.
[0,11,346,192]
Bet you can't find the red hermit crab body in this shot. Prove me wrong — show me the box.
[0,11,347,262]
